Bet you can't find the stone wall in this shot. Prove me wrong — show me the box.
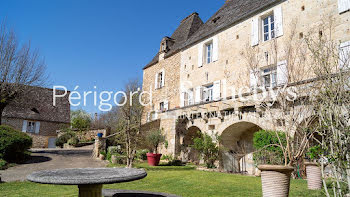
[142,53,181,123]
[1,117,69,148]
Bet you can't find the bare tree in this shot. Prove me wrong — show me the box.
[115,79,144,168]
[305,17,350,197]
[0,22,47,124]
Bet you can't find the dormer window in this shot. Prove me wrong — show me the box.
[161,42,166,51]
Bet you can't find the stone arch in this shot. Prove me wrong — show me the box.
[219,121,263,175]
[180,126,202,163]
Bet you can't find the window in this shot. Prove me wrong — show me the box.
[202,84,214,102]
[261,66,277,88]
[157,72,163,89]
[205,42,213,64]
[262,14,275,41]
[160,102,165,112]
[27,121,36,133]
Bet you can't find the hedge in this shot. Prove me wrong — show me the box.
[0,125,32,162]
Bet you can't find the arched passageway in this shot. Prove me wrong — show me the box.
[180,126,201,164]
[220,122,262,175]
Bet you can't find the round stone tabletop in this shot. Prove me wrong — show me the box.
[27,168,147,185]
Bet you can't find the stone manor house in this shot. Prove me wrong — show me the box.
[142,0,350,174]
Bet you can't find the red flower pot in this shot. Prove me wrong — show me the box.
[146,153,162,166]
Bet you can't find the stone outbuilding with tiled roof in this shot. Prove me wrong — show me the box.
[1,86,70,148]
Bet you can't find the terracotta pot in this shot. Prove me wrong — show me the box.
[146,153,162,166]
[305,162,322,190]
[258,165,294,197]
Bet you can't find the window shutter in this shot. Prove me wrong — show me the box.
[339,41,350,70]
[277,60,288,85]
[250,70,258,88]
[161,70,165,87]
[213,80,221,101]
[35,122,40,134]
[198,43,203,67]
[154,73,158,89]
[251,17,259,46]
[213,36,219,62]
[189,89,194,105]
[180,92,185,107]
[164,100,169,110]
[22,120,27,132]
[195,86,202,103]
[338,0,350,13]
[274,6,284,37]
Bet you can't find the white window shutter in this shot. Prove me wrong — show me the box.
[277,60,288,85]
[339,41,350,70]
[274,6,284,37]
[180,92,185,107]
[164,101,169,110]
[35,122,40,134]
[189,90,194,105]
[195,86,201,103]
[198,43,203,67]
[154,73,158,89]
[213,36,219,62]
[250,70,258,88]
[22,120,27,132]
[338,0,350,14]
[161,70,165,87]
[251,17,259,46]
[213,80,221,101]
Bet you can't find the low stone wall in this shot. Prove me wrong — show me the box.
[27,133,56,148]
[83,129,107,141]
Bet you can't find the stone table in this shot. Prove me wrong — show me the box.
[27,168,147,197]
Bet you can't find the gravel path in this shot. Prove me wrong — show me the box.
[0,147,107,182]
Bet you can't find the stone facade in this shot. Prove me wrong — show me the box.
[1,86,70,148]
[142,0,350,174]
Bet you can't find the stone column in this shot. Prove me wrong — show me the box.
[93,136,106,159]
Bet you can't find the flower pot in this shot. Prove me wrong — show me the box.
[146,153,162,166]
[97,133,103,138]
[305,162,322,190]
[258,165,294,197]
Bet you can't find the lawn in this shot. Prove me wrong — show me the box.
[0,163,325,197]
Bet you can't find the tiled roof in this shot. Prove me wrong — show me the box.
[183,0,284,48]
[143,0,284,70]
[2,86,71,124]
[143,13,203,69]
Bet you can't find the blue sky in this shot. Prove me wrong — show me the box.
[0,0,223,114]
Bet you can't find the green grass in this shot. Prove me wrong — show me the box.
[0,163,325,197]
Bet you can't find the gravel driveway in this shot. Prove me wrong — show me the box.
[0,147,107,182]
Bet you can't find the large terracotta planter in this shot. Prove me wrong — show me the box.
[147,153,162,166]
[258,165,294,197]
[305,162,322,190]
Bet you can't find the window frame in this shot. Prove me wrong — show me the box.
[205,42,213,64]
[157,72,164,89]
[262,14,275,42]
[202,84,214,102]
[159,102,165,112]
[26,121,36,133]
[261,66,277,88]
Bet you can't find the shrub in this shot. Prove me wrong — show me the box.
[0,125,32,162]
[193,133,219,169]
[0,159,7,170]
[136,149,149,160]
[55,129,76,148]
[67,137,79,147]
[253,130,287,165]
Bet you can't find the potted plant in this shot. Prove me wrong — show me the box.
[304,145,323,190]
[146,129,166,166]
[254,130,294,197]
